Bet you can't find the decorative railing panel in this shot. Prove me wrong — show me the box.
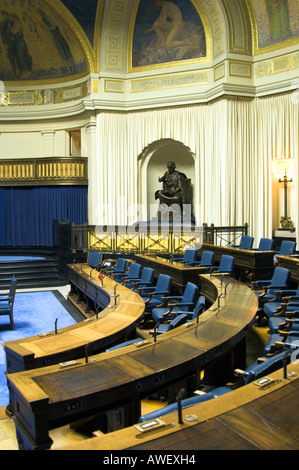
[0,157,88,186]
[71,223,248,254]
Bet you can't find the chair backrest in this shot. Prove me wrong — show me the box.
[140,267,154,284]
[258,238,274,251]
[190,295,206,319]
[154,274,172,300]
[200,251,214,266]
[180,282,199,310]
[239,235,254,250]
[9,276,17,298]
[279,240,296,256]
[115,258,128,271]
[269,267,291,293]
[244,351,291,385]
[88,251,103,268]
[127,262,142,279]
[218,255,235,273]
[183,249,197,263]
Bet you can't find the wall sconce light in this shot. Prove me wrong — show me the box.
[272,159,295,230]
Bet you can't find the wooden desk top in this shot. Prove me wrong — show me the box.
[58,360,299,451]
[198,243,276,267]
[6,276,257,443]
[134,254,212,289]
[277,255,299,282]
[4,265,145,371]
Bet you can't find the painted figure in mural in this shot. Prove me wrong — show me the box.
[155,161,192,212]
[145,0,192,48]
[132,0,206,67]
[37,9,74,64]
[0,11,33,78]
[265,0,291,41]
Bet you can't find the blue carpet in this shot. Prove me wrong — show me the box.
[0,291,79,407]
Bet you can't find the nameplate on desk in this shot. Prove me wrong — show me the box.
[134,418,166,433]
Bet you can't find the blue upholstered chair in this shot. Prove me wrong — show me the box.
[87,251,103,269]
[188,251,215,269]
[173,249,197,265]
[151,282,199,324]
[232,235,254,250]
[274,240,296,263]
[209,255,235,276]
[139,274,172,313]
[0,275,17,302]
[115,262,142,285]
[149,313,190,336]
[102,257,128,277]
[256,238,275,251]
[263,326,299,356]
[131,267,154,292]
[263,287,299,320]
[253,267,291,309]
[138,387,231,423]
[0,276,17,330]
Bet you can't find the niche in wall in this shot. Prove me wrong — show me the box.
[138,139,195,222]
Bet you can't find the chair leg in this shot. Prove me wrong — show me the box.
[9,311,15,330]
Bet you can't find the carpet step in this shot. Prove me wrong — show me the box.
[0,255,63,290]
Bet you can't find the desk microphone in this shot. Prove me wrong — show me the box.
[283,351,290,379]
[153,323,158,342]
[85,342,91,363]
[218,293,224,307]
[90,268,94,279]
[176,388,185,424]
[55,318,58,335]
[224,283,230,295]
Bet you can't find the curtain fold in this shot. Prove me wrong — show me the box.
[1,186,87,247]
[93,94,298,247]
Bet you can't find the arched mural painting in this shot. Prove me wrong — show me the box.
[0,0,88,81]
[132,0,207,68]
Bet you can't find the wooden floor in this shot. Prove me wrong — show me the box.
[0,321,270,450]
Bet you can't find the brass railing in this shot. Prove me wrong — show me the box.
[71,223,248,254]
[0,157,88,186]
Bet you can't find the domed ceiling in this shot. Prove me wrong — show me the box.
[0,0,298,83]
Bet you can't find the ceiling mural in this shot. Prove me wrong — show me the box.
[251,0,299,50]
[59,0,98,46]
[131,0,207,68]
[0,0,298,84]
[0,0,88,81]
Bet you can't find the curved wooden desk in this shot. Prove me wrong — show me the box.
[277,255,299,283]
[58,361,299,451]
[197,243,275,280]
[6,275,257,450]
[4,264,145,373]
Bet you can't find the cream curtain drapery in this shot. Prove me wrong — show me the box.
[92,93,298,247]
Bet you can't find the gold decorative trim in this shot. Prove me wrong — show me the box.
[127,0,212,73]
[271,55,291,74]
[130,70,209,93]
[229,61,252,78]
[214,62,225,81]
[0,157,88,186]
[1,81,89,107]
[104,80,124,93]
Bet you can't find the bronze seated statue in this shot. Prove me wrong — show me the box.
[155,161,193,222]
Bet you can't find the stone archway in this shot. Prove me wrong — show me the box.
[138,138,195,222]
